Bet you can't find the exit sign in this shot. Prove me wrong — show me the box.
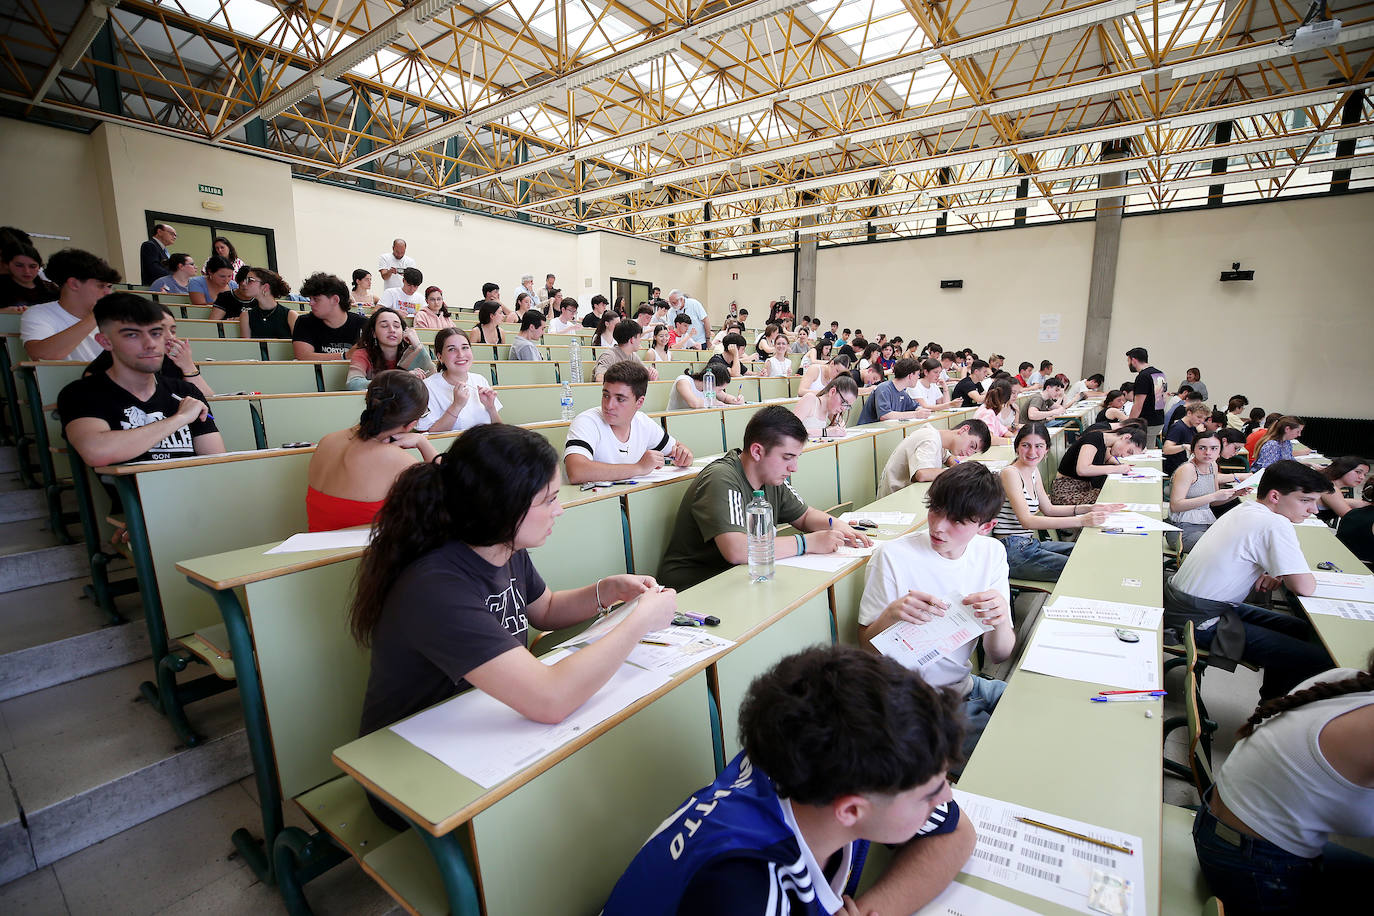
[198,183,223,196]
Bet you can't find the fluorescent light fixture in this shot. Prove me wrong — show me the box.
[392,87,556,159]
[1160,83,1373,130]
[466,87,556,129]
[895,147,1000,174]
[1306,154,1374,173]
[640,202,836,236]
[1327,122,1374,143]
[658,160,735,184]
[500,153,576,181]
[943,0,1138,59]
[1014,122,1149,155]
[787,52,931,101]
[792,165,890,193]
[845,109,973,145]
[1052,183,1145,204]
[926,174,1024,195]
[1163,132,1324,164]
[692,0,812,41]
[577,182,643,204]
[1166,165,1294,189]
[666,95,779,134]
[1169,23,1374,79]
[946,199,1035,219]
[572,125,661,162]
[58,0,120,69]
[557,36,682,91]
[986,73,1143,116]
[733,137,838,169]
[1041,156,1155,182]
[259,76,322,120]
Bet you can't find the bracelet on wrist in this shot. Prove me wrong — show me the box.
[183,370,201,377]
[795,534,806,556]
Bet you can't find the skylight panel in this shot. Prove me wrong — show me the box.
[174,0,279,38]
[1126,0,1225,59]
[811,0,925,63]
[883,59,958,107]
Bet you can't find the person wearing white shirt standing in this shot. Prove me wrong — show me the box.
[564,362,691,484]
[1165,460,1336,700]
[21,248,120,362]
[377,239,416,292]
[417,329,503,432]
[667,289,710,350]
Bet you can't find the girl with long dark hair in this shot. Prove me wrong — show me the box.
[345,306,434,389]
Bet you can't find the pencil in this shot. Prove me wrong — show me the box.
[1014,816,1134,855]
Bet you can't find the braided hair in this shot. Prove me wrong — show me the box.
[356,370,427,441]
[1236,651,1374,739]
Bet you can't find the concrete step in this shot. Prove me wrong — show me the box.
[0,660,252,882]
[0,576,149,701]
[0,779,403,915]
[0,487,44,523]
[0,541,90,593]
[0,448,18,475]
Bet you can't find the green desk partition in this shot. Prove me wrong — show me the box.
[525,421,570,458]
[722,403,764,451]
[527,494,627,591]
[757,377,790,401]
[208,397,258,452]
[790,442,840,511]
[872,427,906,483]
[624,478,694,577]
[492,386,565,426]
[319,362,349,391]
[180,318,238,338]
[471,674,714,916]
[257,393,365,446]
[191,339,264,361]
[490,361,557,386]
[836,434,878,510]
[831,566,868,647]
[202,361,320,395]
[660,409,725,457]
[262,340,296,361]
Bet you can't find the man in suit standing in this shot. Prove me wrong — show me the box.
[140,224,177,286]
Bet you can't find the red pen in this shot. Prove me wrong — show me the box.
[1098,689,1167,695]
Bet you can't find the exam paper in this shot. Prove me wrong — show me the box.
[1019,619,1160,690]
[869,605,990,671]
[775,546,874,572]
[913,881,1040,916]
[954,789,1147,916]
[1298,596,1374,621]
[636,465,693,482]
[1119,466,1163,479]
[1119,503,1165,514]
[839,511,917,526]
[1295,517,1330,528]
[626,629,735,676]
[390,659,669,788]
[1101,511,1181,533]
[1117,451,1162,463]
[264,528,372,554]
[1310,571,1374,603]
[1043,596,1163,630]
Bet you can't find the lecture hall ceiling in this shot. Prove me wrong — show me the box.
[2,0,1371,252]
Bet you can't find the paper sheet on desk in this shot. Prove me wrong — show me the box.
[1020,619,1160,690]
[954,789,1147,916]
[1101,511,1180,532]
[555,603,737,676]
[913,881,1039,916]
[869,605,990,671]
[1118,450,1162,462]
[1310,571,1374,602]
[838,511,916,526]
[1119,502,1165,514]
[1298,596,1374,620]
[1043,596,1163,630]
[1118,466,1163,479]
[1295,517,1330,528]
[390,655,669,788]
[775,544,875,572]
[635,465,694,482]
[264,528,372,554]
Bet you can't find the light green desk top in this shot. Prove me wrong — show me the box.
[1295,525,1374,669]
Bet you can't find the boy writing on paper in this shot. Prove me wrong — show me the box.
[602,646,974,916]
[858,463,1013,759]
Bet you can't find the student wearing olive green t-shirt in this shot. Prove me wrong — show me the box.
[657,406,872,590]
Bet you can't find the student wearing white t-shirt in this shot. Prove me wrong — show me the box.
[20,248,120,362]
[417,329,503,432]
[859,463,1013,759]
[548,300,581,334]
[877,419,992,497]
[1165,460,1335,700]
[564,362,691,484]
[909,358,955,411]
[377,267,424,318]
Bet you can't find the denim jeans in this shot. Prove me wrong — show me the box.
[1000,535,1074,582]
[961,676,1006,759]
[1163,580,1332,700]
[1192,795,1373,913]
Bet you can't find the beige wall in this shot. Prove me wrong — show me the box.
[90,123,301,283]
[593,231,706,303]
[705,251,794,324]
[0,118,110,262]
[1110,192,1374,419]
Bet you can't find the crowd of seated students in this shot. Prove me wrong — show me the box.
[20,229,1371,913]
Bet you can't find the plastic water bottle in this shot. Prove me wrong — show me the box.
[746,490,775,582]
[560,381,574,421]
[568,337,583,383]
[703,370,716,407]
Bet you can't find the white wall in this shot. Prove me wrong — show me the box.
[90,123,301,283]
[705,251,794,324]
[0,118,110,262]
[1110,192,1374,419]
[593,232,706,304]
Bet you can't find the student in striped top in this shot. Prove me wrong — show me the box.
[993,423,1120,581]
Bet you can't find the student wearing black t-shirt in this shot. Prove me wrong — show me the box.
[1162,402,1214,476]
[208,267,257,321]
[1125,346,1167,440]
[293,272,366,360]
[951,360,990,406]
[83,306,216,399]
[59,293,223,468]
[1050,426,1147,505]
[350,424,677,826]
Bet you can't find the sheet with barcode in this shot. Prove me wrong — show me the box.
[952,789,1147,916]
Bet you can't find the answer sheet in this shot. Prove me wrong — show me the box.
[838,511,917,526]
[1042,596,1163,630]
[1100,511,1180,532]
[913,881,1040,916]
[869,605,989,671]
[390,655,669,788]
[1298,595,1374,620]
[1019,619,1160,691]
[1310,571,1374,602]
[1119,503,1165,514]
[264,528,372,554]
[954,789,1147,916]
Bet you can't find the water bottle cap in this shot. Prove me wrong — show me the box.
[753,490,764,497]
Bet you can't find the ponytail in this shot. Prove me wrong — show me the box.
[1236,663,1374,739]
[356,370,427,440]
